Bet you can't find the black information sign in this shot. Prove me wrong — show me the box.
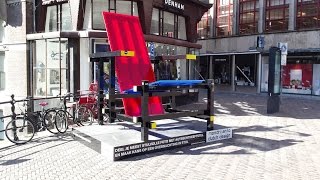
[267,46,281,114]
[114,133,205,160]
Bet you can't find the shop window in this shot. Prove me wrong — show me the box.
[150,8,187,40]
[149,43,188,80]
[216,0,233,36]
[197,12,211,39]
[45,3,72,32]
[33,39,69,97]
[282,62,312,95]
[0,20,4,43]
[297,0,320,29]
[92,0,139,30]
[239,0,259,34]
[0,53,4,90]
[265,0,289,32]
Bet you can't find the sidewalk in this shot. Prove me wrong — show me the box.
[1,93,320,180]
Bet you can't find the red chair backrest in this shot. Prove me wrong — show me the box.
[102,12,164,116]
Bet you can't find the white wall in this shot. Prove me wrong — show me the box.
[79,38,92,91]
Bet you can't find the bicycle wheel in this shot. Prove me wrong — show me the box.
[43,109,59,134]
[55,110,68,133]
[75,106,94,126]
[5,117,35,144]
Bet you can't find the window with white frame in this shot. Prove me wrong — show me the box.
[33,39,69,97]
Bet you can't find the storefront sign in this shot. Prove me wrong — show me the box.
[215,59,226,62]
[278,42,288,55]
[164,0,185,11]
[114,133,205,160]
[206,128,232,143]
[42,0,68,5]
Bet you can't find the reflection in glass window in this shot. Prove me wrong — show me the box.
[151,9,186,40]
[163,12,175,38]
[116,0,138,16]
[45,6,58,32]
[45,3,72,32]
[33,39,69,97]
[216,0,233,36]
[61,3,72,31]
[178,16,186,40]
[265,0,289,32]
[198,12,213,39]
[239,0,259,34]
[92,0,138,30]
[151,8,160,35]
[297,0,320,29]
[92,0,109,30]
[151,43,186,80]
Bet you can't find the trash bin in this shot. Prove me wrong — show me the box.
[0,110,4,140]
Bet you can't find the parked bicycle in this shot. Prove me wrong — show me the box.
[1,96,35,144]
[33,101,59,134]
[0,95,63,144]
[54,93,79,133]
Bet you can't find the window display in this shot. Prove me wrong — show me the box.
[282,64,312,95]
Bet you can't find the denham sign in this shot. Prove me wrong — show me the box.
[164,0,185,11]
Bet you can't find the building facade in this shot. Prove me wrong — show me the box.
[0,0,33,100]
[198,0,320,96]
[26,0,211,97]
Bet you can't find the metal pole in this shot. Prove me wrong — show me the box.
[209,56,213,79]
[141,80,149,142]
[108,57,116,123]
[97,59,104,125]
[206,80,214,131]
[10,95,18,140]
[257,54,262,93]
[232,55,236,91]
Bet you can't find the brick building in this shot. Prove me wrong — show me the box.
[198,0,320,96]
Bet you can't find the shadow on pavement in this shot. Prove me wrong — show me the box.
[211,93,320,119]
[123,124,309,161]
[0,134,73,166]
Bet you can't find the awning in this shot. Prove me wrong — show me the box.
[0,0,7,22]
[199,50,260,56]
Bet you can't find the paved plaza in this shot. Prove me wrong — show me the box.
[1,93,320,180]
